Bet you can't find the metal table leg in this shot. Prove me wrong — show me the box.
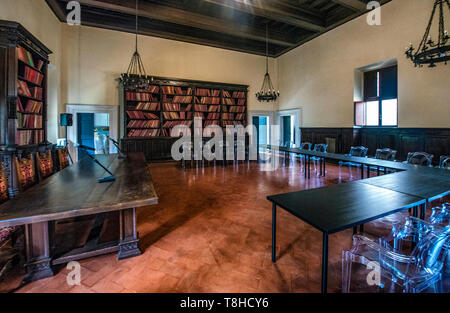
[323,158,326,177]
[420,202,427,220]
[361,165,364,179]
[367,165,370,178]
[308,156,311,179]
[272,203,277,263]
[321,232,329,294]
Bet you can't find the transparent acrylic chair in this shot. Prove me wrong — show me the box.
[310,144,327,175]
[404,152,434,167]
[298,142,312,171]
[439,156,450,169]
[374,148,397,174]
[339,146,368,177]
[342,227,450,293]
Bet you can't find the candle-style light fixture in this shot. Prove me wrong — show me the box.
[405,0,450,67]
[256,23,280,102]
[121,0,152,89]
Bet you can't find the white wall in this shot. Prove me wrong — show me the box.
[278,0,450,128]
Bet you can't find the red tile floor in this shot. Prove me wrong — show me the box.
[4,158,449,293]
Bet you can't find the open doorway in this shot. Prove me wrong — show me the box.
[249,111,274,152]
[277,109,301,148]
[66,104,119,161]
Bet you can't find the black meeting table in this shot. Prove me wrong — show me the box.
[361,170,450,219]
[267,181,426,294]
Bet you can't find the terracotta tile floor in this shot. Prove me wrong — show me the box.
[7,159,449,293]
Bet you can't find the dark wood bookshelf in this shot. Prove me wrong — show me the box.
[120,76,248,161]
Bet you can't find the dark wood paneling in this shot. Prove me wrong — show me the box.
[301,127,450,166]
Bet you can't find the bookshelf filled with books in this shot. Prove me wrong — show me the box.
[0,20,51,149]
[120,76,247,160]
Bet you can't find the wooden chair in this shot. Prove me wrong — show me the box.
[57,147,71,171]
[14,154,37,192]
[36,150,54,180]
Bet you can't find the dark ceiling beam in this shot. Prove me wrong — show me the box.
[59,0,296,47]
[198,0,327,32]
[80,17,277,57]
[331,0,367,12]
[45,0,67,21]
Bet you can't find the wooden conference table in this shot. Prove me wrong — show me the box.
[0,153,158,283]
[266,145,450,294]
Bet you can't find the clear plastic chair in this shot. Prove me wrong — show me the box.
[342,227,450,293]
[310,144,327,175]
[429,203,450,228]
[339,146,368,177]
[405,152,434,167]
[298,142,312,171]
[375,148,397,161]
[439,156,450,169]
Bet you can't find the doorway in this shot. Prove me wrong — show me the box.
[276,109,301,148]
[249,111,274,152]
[66,104,119,161]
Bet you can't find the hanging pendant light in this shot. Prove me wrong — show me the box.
[256,23,280,102]
[121,0,152,89]
[405,0,450,68]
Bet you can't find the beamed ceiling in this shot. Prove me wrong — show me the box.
[46,0,391,57]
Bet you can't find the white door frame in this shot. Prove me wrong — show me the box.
[66,104,119,161]
[248,110,275,146]
[276,109,302,147]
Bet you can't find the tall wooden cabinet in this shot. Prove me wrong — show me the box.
[0,20,53,196]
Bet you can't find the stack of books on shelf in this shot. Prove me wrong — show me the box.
[17,113,43,129]
[126,111,159,119]
[17,81,43,100]
[128,129,161,137]
[17,46,44,71]
[127,120,160,129]
[222,89,246,128]
[126,92,154,101]
[134,102,160,111]
[22,67,44,85]
[15,129,44,146]
[160,86,194,136]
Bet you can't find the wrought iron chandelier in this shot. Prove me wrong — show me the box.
[256,24,280,102]
[121,0,152,89]
[405,0,450,67]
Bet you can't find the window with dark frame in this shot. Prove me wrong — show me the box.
[355,65,398,127]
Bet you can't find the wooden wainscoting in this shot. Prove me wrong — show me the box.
[300,128,450,165]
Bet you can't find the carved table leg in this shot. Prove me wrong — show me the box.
[23,222,54,283]
[118,208,141,260]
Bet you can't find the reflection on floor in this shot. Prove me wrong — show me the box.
[7,160,449,293]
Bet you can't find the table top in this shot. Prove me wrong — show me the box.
[265,145,410,171]
[361,170,450,201]
[0,153,158,228]
[267,181,425,234]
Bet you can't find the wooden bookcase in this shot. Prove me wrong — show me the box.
[0,20,52,196]
[120,76,248,161]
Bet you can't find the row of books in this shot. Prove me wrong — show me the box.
[126,92,156,101]
[229,106,246,113]
[17,98,43,114]
[163,112,193,120]
[195,97,221,105]
[167,96,193,104]
[17,81,43,100]
[162,86,193,96]
[222,91,246,98]
[22,67,44,86]
[135,102,160,111]
[163,103,192,112]
[194,105,209,112]
[206,113,220,120]
[141,86,160,94]
[127,120,160,129]
[15,130,44,146]
[128,129,161,137]
[204,120,220,127]
[17,113,43,129]
[17,46,44,71]
[162,120,193,128]
[126,111,159,120]
[222,121,246,126]
[195,89,221,97]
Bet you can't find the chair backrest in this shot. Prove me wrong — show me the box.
[300,142,312,151]
[430,204,450,227]
[408,227,450,276]
[14,155,36,192]
[313,144,328,153]
[36,150,54,180]
[439,155,450,169]
[57,148,71,170]
[348,146,368,157]
[406,152,433,166]
[0,163,9,204]
[375,148,397,161]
